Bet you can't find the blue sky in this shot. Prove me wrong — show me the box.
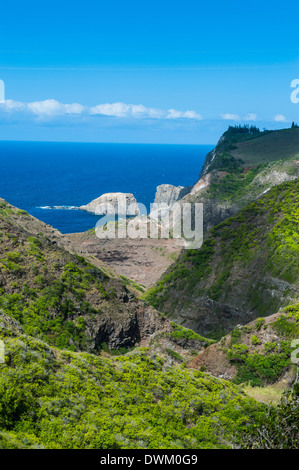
[0,0,298,144]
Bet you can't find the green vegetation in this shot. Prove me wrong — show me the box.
[207,165,264,202]
[201,125,299,177]
[120,275,145,293]
[100,341,135,356]
[251,335,261,346]
[223,306,299,386]
[242,382,287,405]
[1,125,299,451]
[273,305,299,338]
[168,323,215,346]
[228,343,291,386]
[1,253,24,276]
[231,127,299,166]
[236,390,299,449]
[0,323,262,449]
[0,257,109,351]
[165,348,184,362]
[229,328,242,346]
[256,318,265,331]
[0,200,142,353]
[145,179,299,337]
[144,238,215,309]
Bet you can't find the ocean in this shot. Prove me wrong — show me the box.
[0,141,213,234]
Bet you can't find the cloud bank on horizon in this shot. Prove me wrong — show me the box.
[0,98,290,125]
[0,98,203,121]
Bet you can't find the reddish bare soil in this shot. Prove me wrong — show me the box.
[65,232,184,288]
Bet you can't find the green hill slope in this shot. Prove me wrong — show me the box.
[188,303,299,388]
[0,198,168,353]
[0,198,265,450]
[174,126,299,235]
[0,316,260,449]
[200,126,299,176]
[144,179,299,338]
[231,128,299,166]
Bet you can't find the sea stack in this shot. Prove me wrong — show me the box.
[80,192,140,216]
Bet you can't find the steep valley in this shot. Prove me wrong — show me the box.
[1,125,299,449]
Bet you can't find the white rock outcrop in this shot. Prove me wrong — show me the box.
[80,192,140,216]
[190,173,211,195]
[149,184,191,229]
[153,184,191,207]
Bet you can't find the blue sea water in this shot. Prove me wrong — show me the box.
[0,141,213,234]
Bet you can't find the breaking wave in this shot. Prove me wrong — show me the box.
[38,205,81,210]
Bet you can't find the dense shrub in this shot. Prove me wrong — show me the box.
[0,332,261,449]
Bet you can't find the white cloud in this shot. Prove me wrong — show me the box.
[27,99,65,116]
[273,114,288,122]
[221,113,259,122]
[90,103,202,120]
[1,99,26,111]
[0,98,202,122]
[0,99,85,117]
[89,102,164,119]
[221,113,240,121]
[166,109,183,119]
[27,99,85,116]
[90,102,130,117]
[167,109,202,120]
[65,103,85,114]
[182,110,202,120]
[131,104,164,119]
[243,113,258,121]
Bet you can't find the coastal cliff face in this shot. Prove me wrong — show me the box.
[80,192,140,216]
[199,126,299,178]
[153,184,191,208]
[149,184,192,223]
[175,159,299,235]
[169,127,299,234]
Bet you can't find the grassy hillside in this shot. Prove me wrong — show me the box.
[144,179,299,338]
[175,126,299,236]
[200,126,299,176]
[206,126,299,204]
[0,315,261,449]
[231,128,299,166]
[0,199,168,353]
